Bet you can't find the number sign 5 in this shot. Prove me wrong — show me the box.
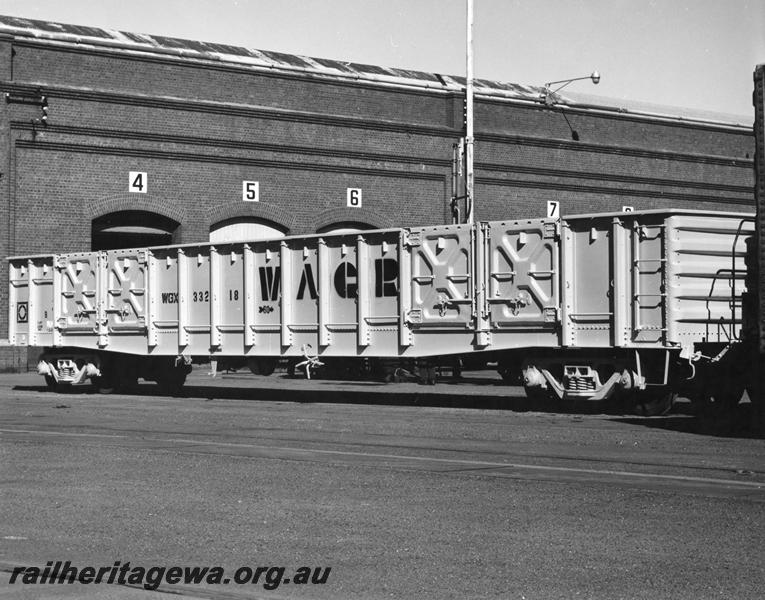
[243,181,259,202]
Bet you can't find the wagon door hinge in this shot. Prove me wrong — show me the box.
[403,230,422,247]
[543,220,560,240]
[406,309,423,325]
[543,307,559,323]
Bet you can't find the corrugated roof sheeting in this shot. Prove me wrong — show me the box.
[0,14,751,126]
[347,62,394,77]
[310,57,366,74]
[259,50,313,69]
[1,15,112,38]
[0,14,543,99]
[152,35,212,53]
[388,68,442,83]
[119,31,156,45]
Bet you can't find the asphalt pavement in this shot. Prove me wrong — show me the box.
[1,370,764,599]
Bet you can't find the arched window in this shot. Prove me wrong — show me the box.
[92,211,179,250]
[210,217,287,243]
[316,221,377,235]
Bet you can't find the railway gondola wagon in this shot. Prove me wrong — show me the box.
[8,209,752,412]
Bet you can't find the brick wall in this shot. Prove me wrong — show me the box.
[0,33,756,369]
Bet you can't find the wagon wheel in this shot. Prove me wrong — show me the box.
[44,375,60,392]
[156,368,188,396]
[523,386,558,409]
[92,366,136,394]
[498,365,518,385]
[92,375,114,395]
[115,372,139,393]
[634,389,677,416]
[247,357,277,377]
[745,382,764,430]
[694,382,745,416]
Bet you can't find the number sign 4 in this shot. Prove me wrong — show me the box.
[129,172,147,194]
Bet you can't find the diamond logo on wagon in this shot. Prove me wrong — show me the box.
[16,302,28,323]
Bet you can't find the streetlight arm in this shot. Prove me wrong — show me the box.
[544,71,601,96]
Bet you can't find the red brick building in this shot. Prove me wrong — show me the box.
[0,15,755,368]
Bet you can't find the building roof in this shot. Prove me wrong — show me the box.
[0,14,752,128]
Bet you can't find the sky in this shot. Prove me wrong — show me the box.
[2,0,763,118]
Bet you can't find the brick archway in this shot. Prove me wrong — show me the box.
[310,207,396,234]
[206,202,297,234]
[86,194,185,224]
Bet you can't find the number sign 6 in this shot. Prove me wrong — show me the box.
[347,188,362,208]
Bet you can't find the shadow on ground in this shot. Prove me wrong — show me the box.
[14,380,528,411]
[13,376,764,437]
[611,404,765,440]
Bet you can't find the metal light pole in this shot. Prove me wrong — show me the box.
[464,0,474,224]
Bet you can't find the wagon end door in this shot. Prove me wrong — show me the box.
[485,219,559,329]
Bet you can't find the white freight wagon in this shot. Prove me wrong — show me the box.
[8,209,753,412]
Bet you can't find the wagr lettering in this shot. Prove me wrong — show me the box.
[159,259,400,304]
[257,260,397,301]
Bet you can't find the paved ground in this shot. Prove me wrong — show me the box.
[1,370,764,599]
